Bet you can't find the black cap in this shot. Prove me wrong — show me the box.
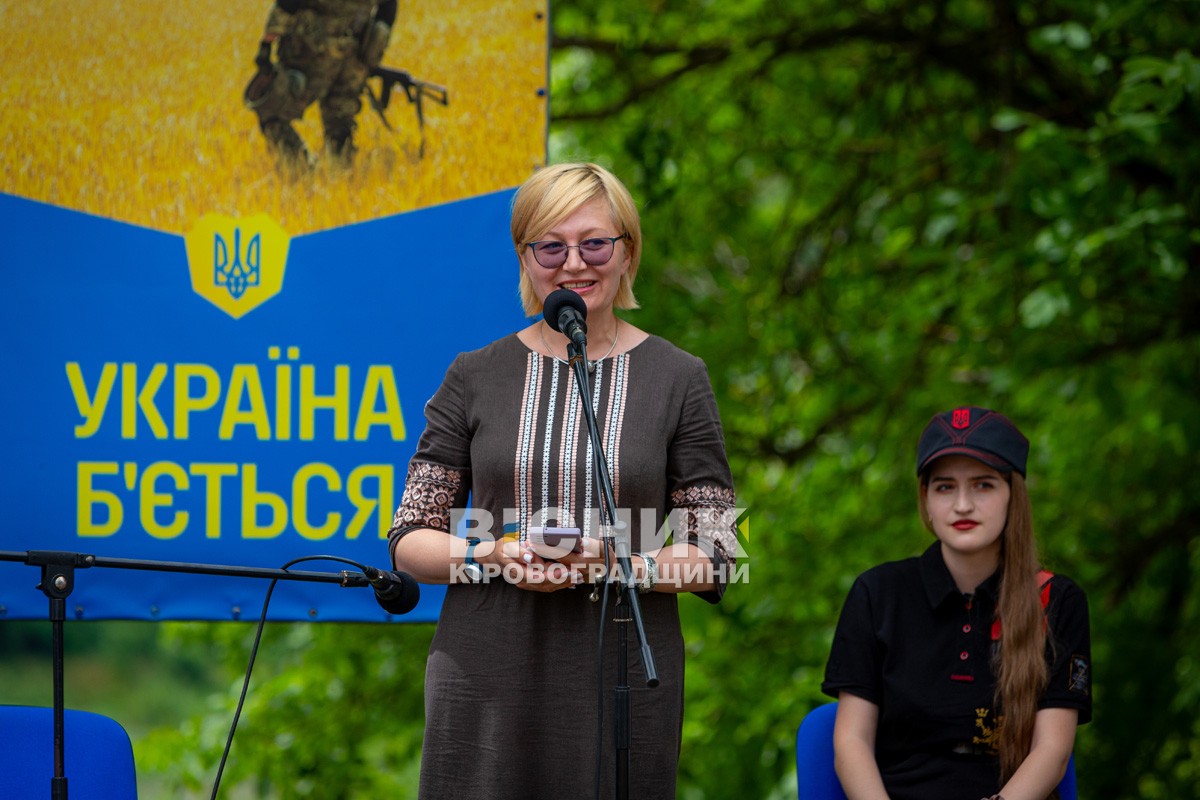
[916,407,1029,477]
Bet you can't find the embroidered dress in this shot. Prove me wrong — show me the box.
[389,333,738,800]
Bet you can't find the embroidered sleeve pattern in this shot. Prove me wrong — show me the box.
[670,484,738,564]
[390,461,464,533]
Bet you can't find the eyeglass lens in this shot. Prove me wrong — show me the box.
[530,237,619,268]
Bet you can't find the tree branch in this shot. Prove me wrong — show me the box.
[553,15,1102,127]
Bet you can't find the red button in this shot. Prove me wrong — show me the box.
[960,651,969,660]
[963,624,972,633]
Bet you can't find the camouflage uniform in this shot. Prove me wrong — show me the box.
[247,0,396,166]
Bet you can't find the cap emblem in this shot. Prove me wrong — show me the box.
[952,408,971,429]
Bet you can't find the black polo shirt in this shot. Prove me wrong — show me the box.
[821,543,1092,800]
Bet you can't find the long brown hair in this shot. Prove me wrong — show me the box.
[918,469,1047,785]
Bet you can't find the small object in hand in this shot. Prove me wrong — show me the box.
[527,526,583,560]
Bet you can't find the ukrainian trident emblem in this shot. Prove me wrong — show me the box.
[185,213,289,319]
[215,227,260,299]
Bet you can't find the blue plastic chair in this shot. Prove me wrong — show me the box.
[796,702,846,800]
[796,701,1075,800]
[0,705,138,799]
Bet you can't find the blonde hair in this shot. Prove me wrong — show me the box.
[511,162,642,317]
[918,468,1048,786]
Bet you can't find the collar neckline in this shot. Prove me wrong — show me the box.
[919,542,1001,608]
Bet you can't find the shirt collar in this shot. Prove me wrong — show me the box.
[919,542,1002,608]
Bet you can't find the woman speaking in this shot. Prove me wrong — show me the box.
[388,162,739,799]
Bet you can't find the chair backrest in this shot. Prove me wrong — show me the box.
[795,701,1076,800]
[1057,751,1077,800]
[795,702,846,800]
[0,705,138,799]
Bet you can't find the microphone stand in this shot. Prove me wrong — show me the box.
[0,548,385,800]
[564,339,658,800]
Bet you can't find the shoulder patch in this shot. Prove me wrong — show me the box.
[1069,655,1090,695]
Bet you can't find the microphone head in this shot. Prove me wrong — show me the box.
[542,289,587,334]
[375,570,421,615]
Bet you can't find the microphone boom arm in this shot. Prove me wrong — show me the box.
[0,548,413,800]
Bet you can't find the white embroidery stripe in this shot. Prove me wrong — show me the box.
[606,354,628,507]
[561,363,576,518]
[540,361,560,526]
[603,357,615,491]
[515,354,542,541]
[557,365,567,513]
[514,354,532,530]
[583,360,605,534]
[528,359,544,539]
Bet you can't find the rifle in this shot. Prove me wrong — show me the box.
[366,66,449,158]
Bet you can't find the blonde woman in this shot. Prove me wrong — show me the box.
[389,163,739,799]
[823,407,1091,800]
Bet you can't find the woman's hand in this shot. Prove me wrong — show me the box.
[554,535,615,585]
[500,535,617,592]
[993,707,1077,800]
[480,537,578,592]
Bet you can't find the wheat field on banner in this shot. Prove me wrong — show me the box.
[0,0,547,235]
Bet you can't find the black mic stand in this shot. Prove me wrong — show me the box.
[564,339,658,800]
[0,548,390,800]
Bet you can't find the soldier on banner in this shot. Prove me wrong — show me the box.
[244,0,398,169]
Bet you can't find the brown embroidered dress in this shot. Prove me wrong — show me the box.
[388,333,738,800]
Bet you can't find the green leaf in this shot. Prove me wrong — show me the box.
[1019,285,1072,328]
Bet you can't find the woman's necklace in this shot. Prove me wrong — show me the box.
[539,319,620,374]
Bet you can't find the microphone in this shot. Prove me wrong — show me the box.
[362,565,420,615]
[543,288,588,348]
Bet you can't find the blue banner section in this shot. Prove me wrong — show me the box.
[0,190,526,622]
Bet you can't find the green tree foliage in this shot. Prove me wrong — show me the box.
[549,1,1199,797]
[143,1,1198,797]
[140,622,432,799]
